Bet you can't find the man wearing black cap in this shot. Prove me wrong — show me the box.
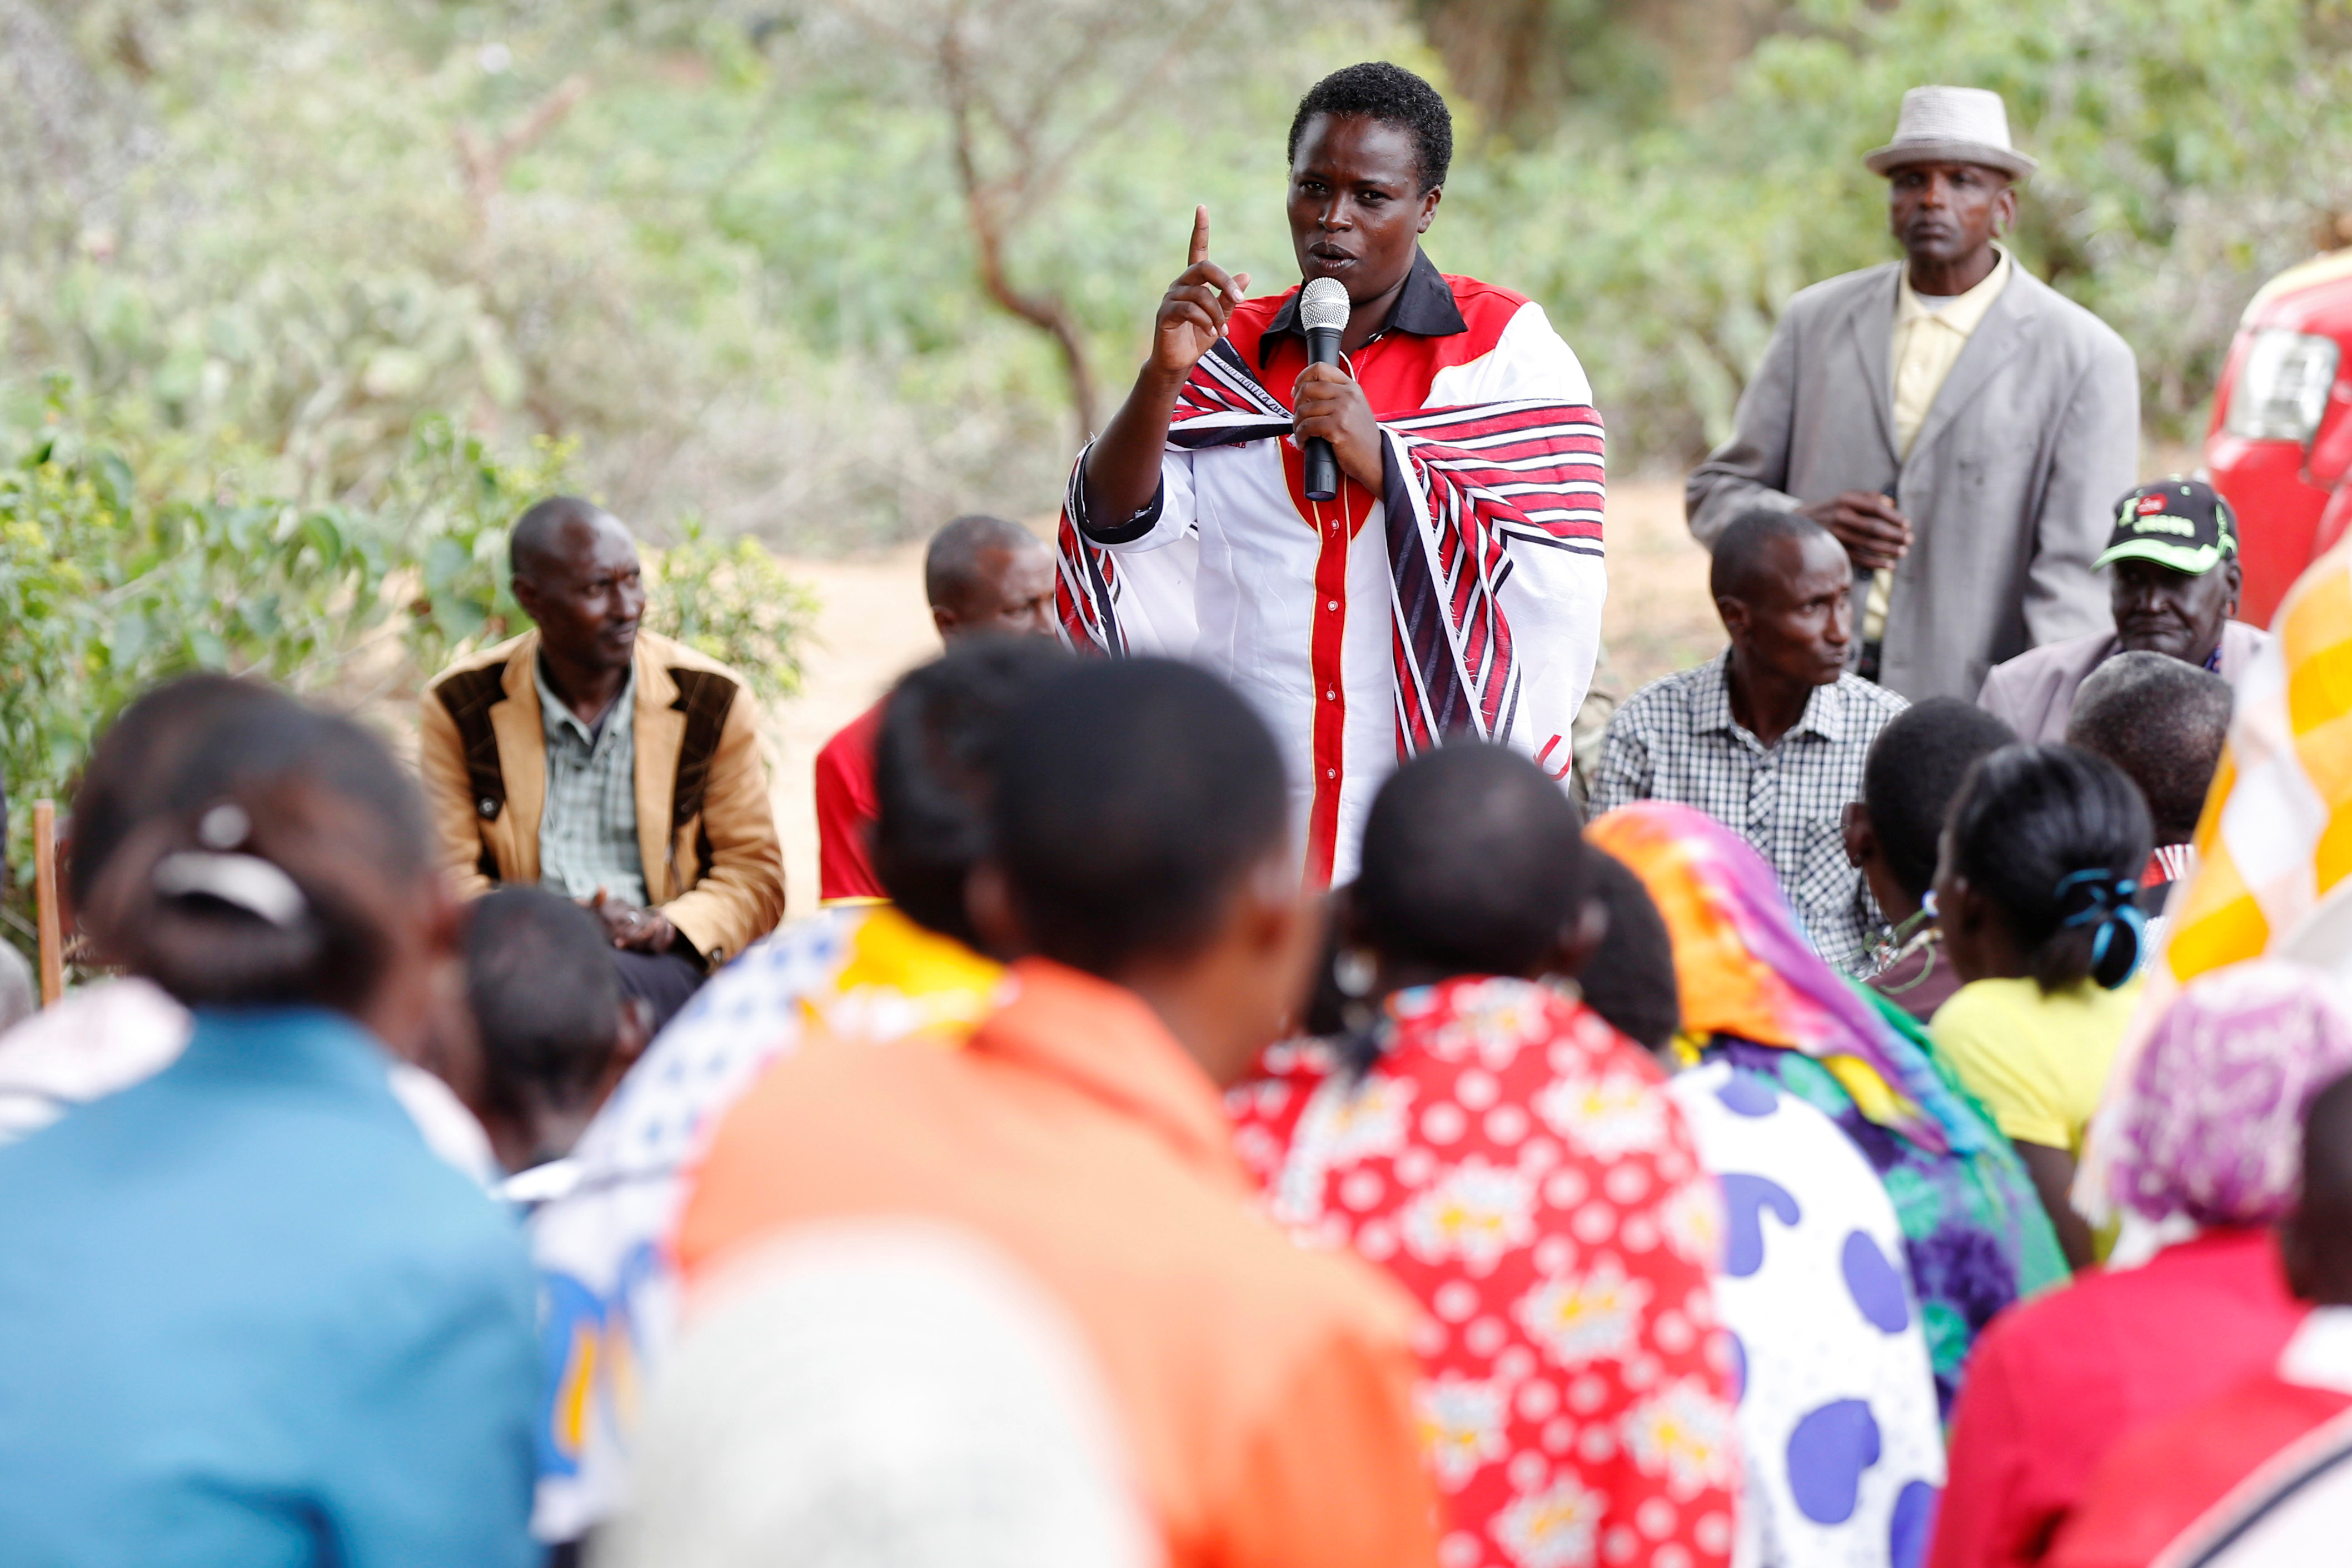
[1977,477,2269,743]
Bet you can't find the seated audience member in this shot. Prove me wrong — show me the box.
[1932,744,2153,1267]
[2063,651,2231,921]
[1844,700,2019,1021]
[0,681,539,1564]
[1231,746,1740,1568]
[526,637,1060,1546]
[420,496,785,1029]
[1933,962,2349,1568]
[679,658,1438,1568]
[1979,478,2266,744]
[2047,1067,2352,1568]
[1591,800,2066,1416]
[1578,847,1947,1567]
[0,675,494,1180]
[1593,508,1908,972]
[602,1225,1152,1568]
[815,513,1055,905]
[462,886,650,1182]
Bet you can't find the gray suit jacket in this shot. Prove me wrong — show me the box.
[1687,260,2140,702]
[1977,620,2269,744]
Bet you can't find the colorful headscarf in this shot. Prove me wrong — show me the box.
[1588,801,1982,1156]
[2160,537,2352,983]
[2105,960,2352,1229]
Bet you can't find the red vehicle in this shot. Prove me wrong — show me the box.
[2204,250,2352,625]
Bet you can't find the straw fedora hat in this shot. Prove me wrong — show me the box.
[1864,86,2037,179]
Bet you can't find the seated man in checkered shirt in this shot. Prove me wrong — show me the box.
[1589,509,1908,972]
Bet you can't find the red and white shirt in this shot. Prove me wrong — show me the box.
[1068,253,1604,886]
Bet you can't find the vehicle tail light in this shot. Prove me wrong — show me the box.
[2226,329,2341,443]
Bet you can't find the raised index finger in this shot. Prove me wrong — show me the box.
[1189,204,1209,267]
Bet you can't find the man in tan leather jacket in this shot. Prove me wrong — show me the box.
[420,497,784,1022]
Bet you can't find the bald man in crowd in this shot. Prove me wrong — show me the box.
[1592,507,1908,970]
[421,496,785,1027]
[814,513,1055,903]
[2065,650,2234,923]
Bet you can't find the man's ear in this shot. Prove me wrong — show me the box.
[1716,596,1751,642]
[1417,184,1443,233]
[511,575,542,623]
[1994,183,2019,237]
[1551,897,1609,982]
[2223,558,2244,617]
[930,603,959,642]
[964,859,1028,961]
[1842,801,1876,872]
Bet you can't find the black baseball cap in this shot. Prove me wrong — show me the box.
[2095,478,2238,576]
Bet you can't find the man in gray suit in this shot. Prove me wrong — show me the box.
[1688,86,2140,702]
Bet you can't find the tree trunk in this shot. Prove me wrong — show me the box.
[940,43,1100,446]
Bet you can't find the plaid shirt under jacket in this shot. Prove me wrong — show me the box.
[534,658,648,909]
[1591,651,1908,973]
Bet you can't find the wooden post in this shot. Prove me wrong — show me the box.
[31,799,62,1007]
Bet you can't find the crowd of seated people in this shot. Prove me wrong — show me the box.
[0,458,2346,1568]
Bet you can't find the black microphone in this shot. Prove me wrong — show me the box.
[1299,277,1349,502]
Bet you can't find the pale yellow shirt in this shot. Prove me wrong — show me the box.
[1866,247,2014,641]
[1931,971,2139,1155]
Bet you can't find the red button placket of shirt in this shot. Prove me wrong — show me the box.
[1284,440,1372,891]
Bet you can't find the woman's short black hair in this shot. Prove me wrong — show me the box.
[1863,698,2019,904]
[1945,743,2154,992]
[464,886,622,1118]
[1576,850,1680,1053]
[990,657,1289,976]
[1287,61,1453,191]
[1354,742,1588,981]
[76,678,433,1012]
[67,673,287,912]
[873,638,1070,949]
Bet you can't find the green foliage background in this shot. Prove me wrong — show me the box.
[6,0,2352,931]
[15,0,2349,513]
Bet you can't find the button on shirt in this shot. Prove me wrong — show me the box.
[1590,651,1908,971]
[536,658,647,908]
[1080,256,1603,888]
[1867,247,2015,642]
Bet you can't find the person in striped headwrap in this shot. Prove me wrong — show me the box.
[1591,800,2066,1416]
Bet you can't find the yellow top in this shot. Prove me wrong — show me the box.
[1866,247,2015,641]
[1930,972,2140,1155]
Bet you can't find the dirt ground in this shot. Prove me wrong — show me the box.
[761,476,1721,909]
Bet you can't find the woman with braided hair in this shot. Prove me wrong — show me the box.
[1932,743,2154,1269]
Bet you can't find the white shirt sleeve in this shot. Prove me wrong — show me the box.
[1073,448,1200,657]
[1423,299,1606,766]
[1083,448,1197,555]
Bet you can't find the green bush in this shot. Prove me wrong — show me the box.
[0,384,815,953]
[1449,0,2352,463]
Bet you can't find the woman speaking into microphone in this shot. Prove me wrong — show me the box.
[1060,60,1607,888]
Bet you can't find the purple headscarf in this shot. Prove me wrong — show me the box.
[2106,960,2352,1227]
